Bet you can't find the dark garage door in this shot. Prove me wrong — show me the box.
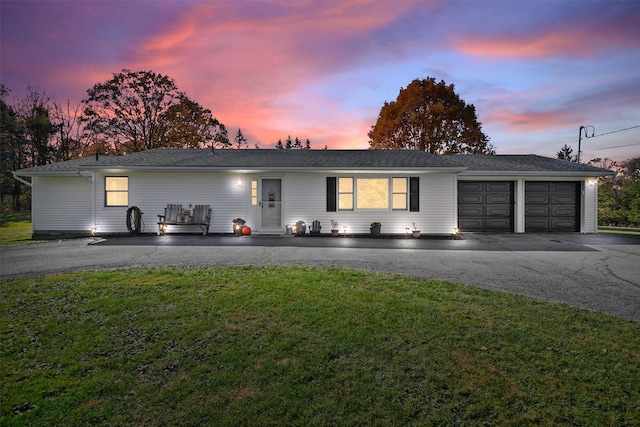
[525,181,579,232]
[458,181,513,232]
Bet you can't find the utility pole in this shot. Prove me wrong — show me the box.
[577,125,594,163]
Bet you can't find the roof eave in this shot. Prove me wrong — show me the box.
[458,170,615,177]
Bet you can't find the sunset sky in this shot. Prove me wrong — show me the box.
[2,0,638,162]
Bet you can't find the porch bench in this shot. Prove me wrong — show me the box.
[157,204,212,235]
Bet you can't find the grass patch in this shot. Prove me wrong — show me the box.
[2,266,638,426]
[0,213,33,245]
[598,226,640,236]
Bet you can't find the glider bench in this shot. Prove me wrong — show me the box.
[157,204,212,235]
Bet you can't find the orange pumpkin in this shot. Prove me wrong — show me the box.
[241,226,252,235]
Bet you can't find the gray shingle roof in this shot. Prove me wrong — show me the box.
[14,149,615,176]
[450,154,615,175]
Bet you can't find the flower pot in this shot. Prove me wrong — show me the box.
[331,229,339,237]
[412,230,421,238]
[370,226,381,236]
[232,219,246,236]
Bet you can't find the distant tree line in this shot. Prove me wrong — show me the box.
[556,146,639,228]
[275,136,311,149]
[594,158,639,228]
[1,70,318,211]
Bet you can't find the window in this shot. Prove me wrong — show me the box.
[251,180,258,206]
[357,178,388,209]
[338,177,353,210]
[392,178,407,210]
[327,176,418,212]
[105,177,128,206]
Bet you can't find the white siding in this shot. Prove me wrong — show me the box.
[94,172,247,233]
[32,170,601,236]
[32,176,94,233]
[281,172,456,235]
[583,180,598,233]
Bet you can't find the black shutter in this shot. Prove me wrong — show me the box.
[327,177,337,212]
[409,177,419,211]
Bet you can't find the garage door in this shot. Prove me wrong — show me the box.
[525,182,579,232]
[458,181,513,232]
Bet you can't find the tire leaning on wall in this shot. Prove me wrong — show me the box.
[126,206,144,234]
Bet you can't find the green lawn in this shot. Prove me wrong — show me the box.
[2,267,638,426]
[598,226,640,236]
[0,212,33,245]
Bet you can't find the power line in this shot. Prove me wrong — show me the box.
[595,142,640,150]
[590,125,640,138]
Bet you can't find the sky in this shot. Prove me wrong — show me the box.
[1,0,639,162]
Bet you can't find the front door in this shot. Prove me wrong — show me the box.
[260,178,282,231]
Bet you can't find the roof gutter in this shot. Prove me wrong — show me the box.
[457,170,615,177]
[77,170,94,182]
[11,171,32,187]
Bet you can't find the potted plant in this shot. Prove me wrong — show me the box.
[294,220,306,236]
[330,219,339,237]
[412,222,421,238]
[370,221,382,236]
[232,218,246,236]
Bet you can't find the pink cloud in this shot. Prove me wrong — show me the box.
[454,11,639,59]
[121,1,421,147]
[486,109,581,133]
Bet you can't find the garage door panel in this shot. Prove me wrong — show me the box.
[551,206,576,216]
[486,194,511,204]
[486,182,511,192]
[486,206,511,217]
[526,218,549,229]
[552,182,577,192]
[459,206,484,216]
[458,218,485,229]
[459,182,484,192]
[526,182,550,192]
[526,194,549,204]
[551,194,577,204]
[525,181,579,232]
[551,219,577,230]
[458,181,513,232]
[459,194,484,204]
[486,219,512,229]
[526,206,549,217]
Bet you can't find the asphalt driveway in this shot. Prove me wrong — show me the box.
[1,233,639,321]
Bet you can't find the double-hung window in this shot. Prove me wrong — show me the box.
[338,177,354,210]
[105,177,129,207]
[392,178,408,210]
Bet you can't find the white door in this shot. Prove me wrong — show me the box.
[260,178,282,231]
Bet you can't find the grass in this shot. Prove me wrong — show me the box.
[0,212,33,245]
[598,226,640,236]
[1,266,638,426]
